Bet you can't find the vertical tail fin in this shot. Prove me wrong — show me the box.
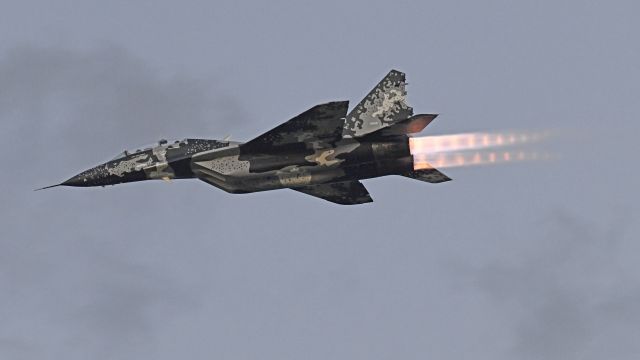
[343,70,413,138]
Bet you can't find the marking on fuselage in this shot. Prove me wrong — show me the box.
[107,154,151,177]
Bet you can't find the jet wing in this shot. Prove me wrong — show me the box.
[241,101,349,153]
[291,180,373,205]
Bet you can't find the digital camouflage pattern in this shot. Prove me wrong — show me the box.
[40,70,451,205]
[343,70,413,138]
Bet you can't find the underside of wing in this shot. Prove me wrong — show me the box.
[291,180,373,205]
[241,101,349,153]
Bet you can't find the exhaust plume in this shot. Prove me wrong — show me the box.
[409,130,553,170]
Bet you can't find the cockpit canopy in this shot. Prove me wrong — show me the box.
[110,151,129,161]
[111,139,182,160]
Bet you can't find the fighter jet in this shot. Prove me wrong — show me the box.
[38,70,450,204]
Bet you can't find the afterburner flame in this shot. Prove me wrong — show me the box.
[413,151,550,169]
[409,130,552,170]
[408,131,548,154]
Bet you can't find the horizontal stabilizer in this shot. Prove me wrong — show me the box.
[242,101,348,153]
[372,114,438,136]
[291,180,373,205]
[402,167,451,183]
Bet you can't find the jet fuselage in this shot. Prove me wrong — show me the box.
[42,70,451,204]
[60,139,230,187]
[60,135,413,194]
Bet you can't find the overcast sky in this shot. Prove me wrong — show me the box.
[1,1,639,359]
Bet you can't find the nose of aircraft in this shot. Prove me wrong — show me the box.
[39,166,107,189]
[36,160,149,190]
[61,173,90,187]
[34,172,91,190]
[60,165,112,187]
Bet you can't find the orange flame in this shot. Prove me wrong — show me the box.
[408,131,549,155]
[413,151,548,169]
[409,130,552,170]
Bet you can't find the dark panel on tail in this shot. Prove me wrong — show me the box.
[292,180,373,205]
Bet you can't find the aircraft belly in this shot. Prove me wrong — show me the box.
[193,160,352,193]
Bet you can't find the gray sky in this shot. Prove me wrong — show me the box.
[1,1,639,359]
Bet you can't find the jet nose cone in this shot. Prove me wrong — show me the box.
[61,174,90,187]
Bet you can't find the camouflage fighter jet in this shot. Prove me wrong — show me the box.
[38,70,450,204]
